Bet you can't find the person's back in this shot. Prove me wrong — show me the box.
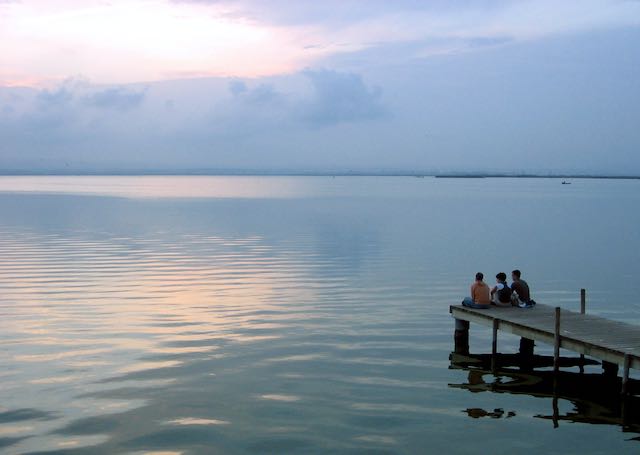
[471,280,491,305]
[462,272,491,309]
[511,269,534,307]
[511,278,530,301]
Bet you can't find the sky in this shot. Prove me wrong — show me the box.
[1,0,639,174]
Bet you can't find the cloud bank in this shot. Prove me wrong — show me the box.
[0,1,639,174]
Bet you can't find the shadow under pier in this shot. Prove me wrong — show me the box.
[449,351,640,437]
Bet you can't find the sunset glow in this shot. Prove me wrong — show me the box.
[0,0,325,86]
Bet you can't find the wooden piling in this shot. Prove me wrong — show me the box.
[518,337,535,372]
[455,319,470,331]
[519,337,535,357]
[580,289,586,371]
[492,319,499,355]
[553,307,561,373]
[553,307,561,418]
[603,361,619,378]
[454,319,470,355]
[491,319,499,371]
[622,354,631,395]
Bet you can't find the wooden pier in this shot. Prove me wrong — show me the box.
[450,297,640,394]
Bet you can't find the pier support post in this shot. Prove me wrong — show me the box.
[552,307,561,425]
[491,320,499,371]
[553,307,561,373]
[622,356,630,423]
[602,361,619,378]
[519,338,535,357]
[519,337,535,372]
[492,320,499,355]
[552,395,559,429]
[454,319,469,355]
[621,354,631,396]
[579,289,586,372]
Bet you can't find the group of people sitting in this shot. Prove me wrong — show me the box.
[462,269,536,309]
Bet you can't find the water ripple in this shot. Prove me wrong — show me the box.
[2,178,640,454]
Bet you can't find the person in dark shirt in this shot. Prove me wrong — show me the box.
[490,272,512,307]
[511,269,534,308]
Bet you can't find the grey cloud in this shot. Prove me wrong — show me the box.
[228,79,247,96]
[0,81,148,165]
[37,87,74,108]
[201,80,290,141]
[5,82,146,135]
[24,82,86,130]
[299,70,387,126]
[83,87,146,111]
[228,80,285,107]
[243,85,283,106]
[222,71,386,129]
[2,105,14,115]
[34,78,90,109]
[0,90,17,117]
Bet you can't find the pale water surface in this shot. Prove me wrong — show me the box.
[1,176,639,454]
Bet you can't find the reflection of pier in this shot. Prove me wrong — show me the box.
[449,292,640,394]
[449,351,640,435]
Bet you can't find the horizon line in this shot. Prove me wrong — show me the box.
[1,170,639,179]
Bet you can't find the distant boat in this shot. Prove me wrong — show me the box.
[561,180,571,185]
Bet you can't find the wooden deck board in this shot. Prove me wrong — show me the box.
[450,303,640,370]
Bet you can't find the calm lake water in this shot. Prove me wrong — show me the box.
[1,176,639,454]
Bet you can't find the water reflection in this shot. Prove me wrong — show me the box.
[450,351,640,438]
[0,194,421,454]
[0,176,314,199]
[2,177,640,454]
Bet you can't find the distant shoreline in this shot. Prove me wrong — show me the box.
[1,171,639,180]
[433,174,640,180]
